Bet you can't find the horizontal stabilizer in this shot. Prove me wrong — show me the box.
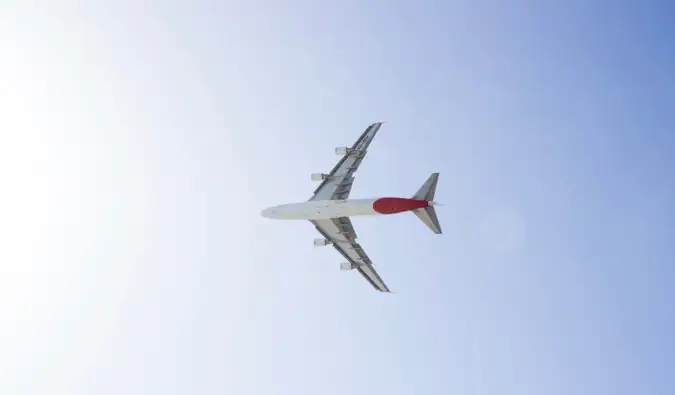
[412,173,442,234]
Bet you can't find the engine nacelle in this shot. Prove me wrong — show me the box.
[335,147,350,155]
[311,173,329,181]
[340,262,356,271]
[336,147,365,156]
[314,238,332,247]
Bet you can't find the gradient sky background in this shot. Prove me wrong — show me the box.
[2,1,674,394]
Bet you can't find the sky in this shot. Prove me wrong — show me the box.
[1,1,674,394]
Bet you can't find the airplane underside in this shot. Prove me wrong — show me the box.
[260,122,442,292]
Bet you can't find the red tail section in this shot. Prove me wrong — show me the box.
[370,173,442,235]
[372,197,429,215]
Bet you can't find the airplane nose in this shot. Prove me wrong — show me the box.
[261,207,277,218]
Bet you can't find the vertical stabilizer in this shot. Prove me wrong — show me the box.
[412,173,442,234]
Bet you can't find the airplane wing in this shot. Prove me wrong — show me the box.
[309,122,384,201]
[311,217,391,292]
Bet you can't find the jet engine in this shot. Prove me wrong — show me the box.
[335,147,350,155]
[311,173,329,181]
[340,262,356,271]
[336,147,365,156]
[314,238,332,247]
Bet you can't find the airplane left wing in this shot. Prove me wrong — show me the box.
[311,217,391,292]
[309,122,383,201]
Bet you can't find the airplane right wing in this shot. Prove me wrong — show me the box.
[311,217,391,292]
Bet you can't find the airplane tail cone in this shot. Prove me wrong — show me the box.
[411,173,443,234]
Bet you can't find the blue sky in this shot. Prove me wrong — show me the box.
[1,1,674,394]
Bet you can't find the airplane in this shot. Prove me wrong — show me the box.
[260,122,442,292]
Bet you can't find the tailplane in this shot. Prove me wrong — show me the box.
[412,173,442,234]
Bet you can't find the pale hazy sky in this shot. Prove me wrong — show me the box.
[1,2,674,395]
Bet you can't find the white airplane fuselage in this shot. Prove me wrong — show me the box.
[261,197,432,221]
